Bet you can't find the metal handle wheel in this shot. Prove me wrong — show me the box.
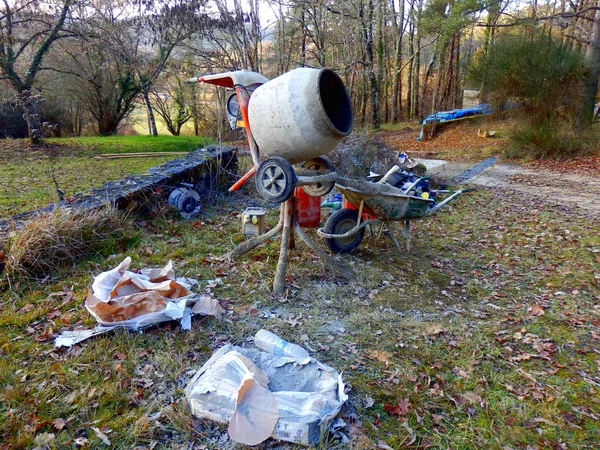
[297,156,336,197]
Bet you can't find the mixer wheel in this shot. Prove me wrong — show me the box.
[298,157,335,197]
[256,157,296,203]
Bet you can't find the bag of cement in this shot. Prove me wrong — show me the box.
[185,331,347,446]
[55,257,223,347]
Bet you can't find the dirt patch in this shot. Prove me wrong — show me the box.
[0,140,83,161]
[526,154,600,178]
[376,120,510,161]
[426,161,600,218]
[378,121,600,217]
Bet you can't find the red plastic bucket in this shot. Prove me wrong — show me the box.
[295,187,321,228]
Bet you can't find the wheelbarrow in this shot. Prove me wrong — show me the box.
[317,175,474,254]
[187,68,353,201]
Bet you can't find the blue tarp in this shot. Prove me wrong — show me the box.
[417,104,492,140]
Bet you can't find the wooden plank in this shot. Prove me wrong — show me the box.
[95,152,188,159]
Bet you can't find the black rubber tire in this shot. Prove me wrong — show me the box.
[323,208,365,253]
[298,156,335,197]
[255,157,297,203]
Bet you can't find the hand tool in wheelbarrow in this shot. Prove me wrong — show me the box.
[188,68,353,201]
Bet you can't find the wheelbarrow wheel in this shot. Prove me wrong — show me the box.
[323,208,365,253]
[256,157,297,203]
[298,156,335,197]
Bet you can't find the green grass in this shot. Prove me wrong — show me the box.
[47,135,214,154]
[0,143,599,448]
[0,135,214,217]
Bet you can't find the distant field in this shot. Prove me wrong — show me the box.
[46,135,214,155]
[129,108,197,136]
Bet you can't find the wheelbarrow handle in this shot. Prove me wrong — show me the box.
[425,187,475,216]
[432,187,477,194]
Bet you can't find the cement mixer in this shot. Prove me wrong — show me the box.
[188,68,353,203]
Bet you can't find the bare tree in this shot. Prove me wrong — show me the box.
[96,0,212,136]
[0,0,77,143]
[150,71,192,136]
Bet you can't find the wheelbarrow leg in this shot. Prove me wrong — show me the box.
[404,221,411,253]
[375,222,385,239]
[386,223,404,255]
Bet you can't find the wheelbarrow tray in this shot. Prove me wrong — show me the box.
[319,177,473,254]
[335,178,434,221]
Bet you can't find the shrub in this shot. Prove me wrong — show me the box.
[506,122,600,159]
[0,101,27,139]
[469,33,590,158]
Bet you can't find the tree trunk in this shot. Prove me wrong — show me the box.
[579,2,600,127]
[434,32,461,112]
[277,2,286,73]
[413,30,421,119]
[413,0,423,119]
[19,92,43,145]
[391,0,405,123]
[421,54,436,117]
[250,0,261,73]
[301,9,307,66]
[360,68,368,124]
[365,0,379,129]
[479,5,500,103]
[376,0,386,122]
[143,88,158,136]
[529,0,538,40]
[407,16,414,120]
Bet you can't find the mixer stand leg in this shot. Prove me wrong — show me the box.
[292,213,355,281]
[229,197,354,297]
[273,200,293,296]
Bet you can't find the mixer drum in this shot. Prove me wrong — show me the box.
[248,68,353,164]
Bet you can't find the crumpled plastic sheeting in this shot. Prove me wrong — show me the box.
[185,340,347,446]
[55,257,223,347]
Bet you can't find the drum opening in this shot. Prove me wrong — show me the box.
[319,69,353,136]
